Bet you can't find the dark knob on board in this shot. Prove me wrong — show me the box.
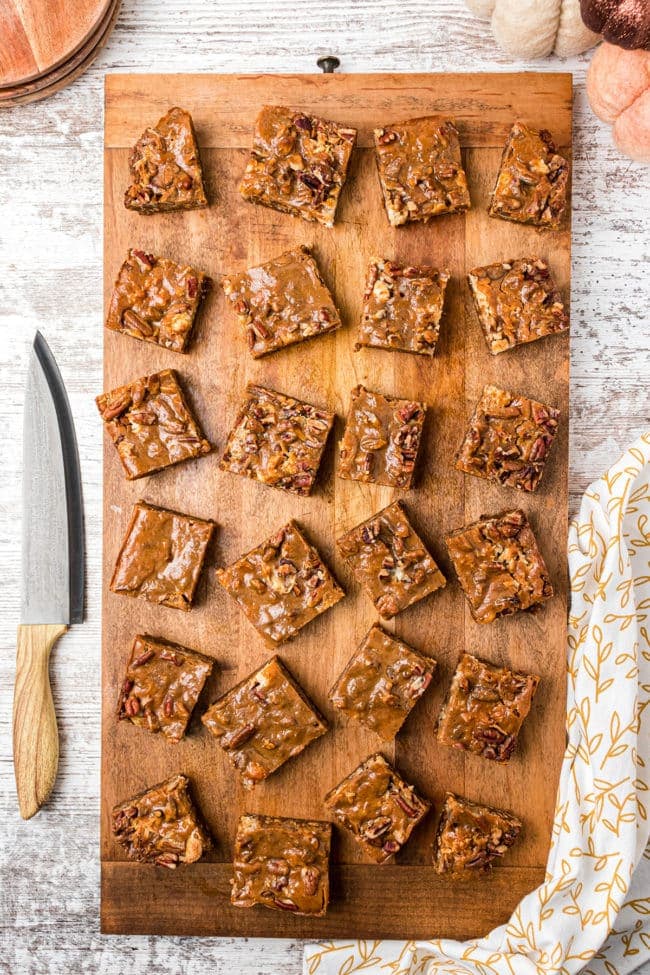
[317,56,340,74]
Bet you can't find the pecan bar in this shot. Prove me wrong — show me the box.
[433,792,521,875]
[445,509,553,624]
[117,634,214,741]
[437,654,539,762]
[338,385,427,489]
[202,656,327,789]
[112,773,211,868]
[232,814,331,916]
[337,501,445,619]
[216,521,344,645]
[96,369,211,479]
[374,117,470,226]
[110,501,214,611]
[455,384,560,492]
[239,105,356,227]
[356,259,450,356]
[329,624,436,740]
[468,258,568,355]
[124,106,208,213]
[106,248,210,353]
[324,753,430,863]
[489,122,569,229]
[222,246,341,358]
[220,383,335,496]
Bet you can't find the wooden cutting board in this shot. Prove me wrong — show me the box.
[101,71,571,939]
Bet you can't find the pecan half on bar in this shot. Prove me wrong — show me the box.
[96,369,211,480]
[117,634,214,741]
[356,259,450,356]
[112,773,212,868]
[329,623,437,741]
[455,384,560,492]
[124,107,208,214]
[437,653,539,762]
[374,116,470,226]
[489,121,569,229]
[433,792,521,875]
[338,385,427,489]
[239,105,357,227]
[216,520,344,646]
[324,753,430,863]
[202,656,328,789]
[106,249,210,353]
[337,500,445,619]
[222,246,342,358]
[445,509,553,624]
[232,814,331,916]
[467,257,568,355]
[220,383,335,495]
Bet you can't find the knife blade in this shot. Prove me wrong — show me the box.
[13,331,85,819]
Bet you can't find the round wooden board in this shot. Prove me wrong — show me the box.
[0,0,114,87]
[0,0,120,107]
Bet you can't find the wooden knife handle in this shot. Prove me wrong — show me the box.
[13,623,67,819]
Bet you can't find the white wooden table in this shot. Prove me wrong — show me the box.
[1,2,648,972]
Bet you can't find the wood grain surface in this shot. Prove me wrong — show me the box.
[1,3,649,972]
[0,0,113,87]
[101,71,570,938]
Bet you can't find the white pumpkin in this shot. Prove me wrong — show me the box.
[465,0,601,58]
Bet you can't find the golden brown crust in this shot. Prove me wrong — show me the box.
[232,814,331,916]
[239,105,356,227]
[110,501,214,611]
[337,501,445,619]
[436,654,539,762]
[455,384,560,492]
[202,656,328,789]
[445,509,553,624]
[374,116,470,226]
[216,521,344,645]
[124,107,208,213]
[433,792,521,875]
[488,122,569,229]
[324,753,430,863]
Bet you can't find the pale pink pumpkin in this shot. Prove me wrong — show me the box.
[587,41,650,161]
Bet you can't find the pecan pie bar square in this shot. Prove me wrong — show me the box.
[232,814,332,916]
[329,623,437,740]
[112,773,212,868]
[468,257,568,355]
[216,520,344,646]
[455,384,560,492]
[239,105,357,227]
[356,259,450,356]
[445,509,553,624]
[433,792,521,875]
[117,634,214,741]
[489,121,569,229]
[324,753,430,863]
[96,369,211,479]
[124,107,208,214]
[219,383,335,496]
[337,501,445,619]
[437,654,539,763]
[222,246,342,358]
[338,385,427,489]
[374,116,470,226]
[202,656,328,790]
[106,249,210,353]
[110,501,214,611]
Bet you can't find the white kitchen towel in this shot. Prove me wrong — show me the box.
[305,433,650,975]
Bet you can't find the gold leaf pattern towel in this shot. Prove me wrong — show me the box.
[306,432,650,975]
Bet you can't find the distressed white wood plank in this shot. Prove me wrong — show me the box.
[0,0,649,972]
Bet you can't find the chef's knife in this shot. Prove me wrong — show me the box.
[13,331,84,820]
